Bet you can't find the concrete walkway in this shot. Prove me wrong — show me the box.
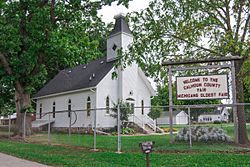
[0,153,50,167]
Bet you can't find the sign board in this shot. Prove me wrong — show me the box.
[139,141,154,154]
[176,75,229,100]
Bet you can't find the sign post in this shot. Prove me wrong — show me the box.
[139,141,155,167]
[162,56,241,145]
[231,60,238,143]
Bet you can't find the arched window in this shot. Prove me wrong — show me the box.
[68,99,71,117]
[52,101,56,118]
[106,96,110,114]
[87,97,91,116]
[141,100,144,115]
[39,103,42,119]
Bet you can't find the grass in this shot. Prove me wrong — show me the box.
[1,123,250,166]
[25,123,250,152]
[27,133,250,153]
[0,139,250,167]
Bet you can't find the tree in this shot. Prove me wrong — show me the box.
[125,0,249,144]
[243,83,250,122]
[0,80,15,116]
[111,100,133,128]
[148,107,162,120]
[0,0,130,136]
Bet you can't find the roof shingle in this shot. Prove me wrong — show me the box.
[33,57,115,98]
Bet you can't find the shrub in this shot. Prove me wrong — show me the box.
[213,120,221,124]
[111,127,135,135]
[110,100,133,128]
[121,127,135,135]
[175,126,232,143]
[148,106,162,120]
[111,132,118,136]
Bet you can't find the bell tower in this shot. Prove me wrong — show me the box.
[106,13,133,62]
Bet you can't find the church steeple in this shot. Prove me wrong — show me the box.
[109,14,132,36]
[106,13,133,62]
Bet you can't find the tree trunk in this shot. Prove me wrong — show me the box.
[14,81,32,137]
[235,60,249,145]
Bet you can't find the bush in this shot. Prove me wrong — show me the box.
[111,127,135,135]
[111,131,118,136]
[121,127,135,135]
[102,126,117,133]
[213,120,221,124]
[175,126,232,142]
[111,101,133,128]
[148,107,162,120]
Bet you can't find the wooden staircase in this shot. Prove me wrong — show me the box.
[128,114,164,134]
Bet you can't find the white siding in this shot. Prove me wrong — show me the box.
[96,69,118,128]
[157,116,176,125]
[135,68,152,117]
[36,90,96,128]
[176,111,188,124]
[198,114,222,123]
[107,33,133,62]
[95,63,154,128]
[156,111,188,125]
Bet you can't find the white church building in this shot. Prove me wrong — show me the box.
[32,14,156,132]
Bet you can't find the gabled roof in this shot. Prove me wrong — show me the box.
[33,57,115,98]
[109,14,132,36]
[160,111,187,117]
[200,110,222,116]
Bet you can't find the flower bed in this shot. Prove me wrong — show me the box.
[161,127,178,133]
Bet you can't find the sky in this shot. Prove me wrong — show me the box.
[98,0,151,23]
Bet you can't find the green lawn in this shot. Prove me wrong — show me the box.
[0,139,250,167]
[1,124,250,166]
[26,123,250,152]
[27,133,250,153]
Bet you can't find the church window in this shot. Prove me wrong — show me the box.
[52,101,56,118]
[141,100,144,115]
[39,103,42,119]
[130,103,135,114]
[106,96,110,114]
[68,99,71,117]
[87,97,91,116]
[112,44,117,51]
